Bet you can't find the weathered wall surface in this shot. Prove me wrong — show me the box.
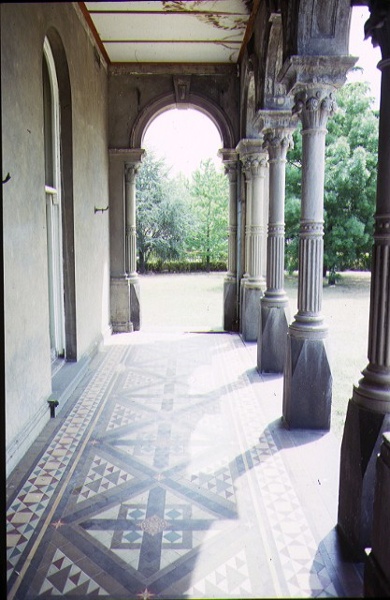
[2,3,110,474]
[108,67,240,149]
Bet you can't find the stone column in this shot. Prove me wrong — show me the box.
[236,139,267,341]
[109,148,144,333]
[124,159,142,330]
[219,149,239,332]
[282,88,334,428]
[256,111,297,373]
[338,7,390,557]
[279,55,356,429]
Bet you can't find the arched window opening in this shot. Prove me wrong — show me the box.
[43,38,66,363]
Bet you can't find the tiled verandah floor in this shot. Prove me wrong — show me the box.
[7,331,364,599]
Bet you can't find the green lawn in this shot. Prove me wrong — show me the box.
[139,270,371,439]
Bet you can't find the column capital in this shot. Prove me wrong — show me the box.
[236,138,268,178]
[263,130,294,161]
[218,148,239,182]
[124,162,142,184]
[224,163,238,182]
[241,154,268,179]
[279,55,357,98]
[292,89,337,131]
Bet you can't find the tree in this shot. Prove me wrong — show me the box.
[323,81,378,282]
[188,159,229,270]
[285,81,378,281]
[136,152,192,272]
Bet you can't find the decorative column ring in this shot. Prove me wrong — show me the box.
[124,159,142,279]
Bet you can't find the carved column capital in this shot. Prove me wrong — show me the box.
[292,89,337,130]
[237,139,268,180]
[263,129,294,161]
[224,163,238,182]
[124,162,141,184]
[256,110,297,161]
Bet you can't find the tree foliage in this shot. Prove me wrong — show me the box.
[136,152,192,272]
[187,159,229,270]
[285,81,378,280]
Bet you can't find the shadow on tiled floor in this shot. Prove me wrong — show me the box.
[7,331,363,598]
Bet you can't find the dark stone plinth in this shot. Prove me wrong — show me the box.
[338,401,390,558]
[241,284,262,342]
[223,278,238,332]
[257,302,289,373]
[130,278,141,331]
[283,334,332,429]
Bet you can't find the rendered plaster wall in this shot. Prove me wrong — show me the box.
[108,69,240,148]
[2,3,110,474]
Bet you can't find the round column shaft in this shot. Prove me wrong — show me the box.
[236,139,267,341]
[219,149,239,332]
[248,154,268,285]
[125,162,139,279]
[256,112,296,373]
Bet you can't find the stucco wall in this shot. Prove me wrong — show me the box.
[108,68,240,149]
[1,3,110,474]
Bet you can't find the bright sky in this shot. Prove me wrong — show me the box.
[348,5,382,108]
[143,109,221,177]
[143,6,382,178]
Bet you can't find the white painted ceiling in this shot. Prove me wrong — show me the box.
[83,1,253,64]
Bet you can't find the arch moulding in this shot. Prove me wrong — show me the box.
[129,91,235,150]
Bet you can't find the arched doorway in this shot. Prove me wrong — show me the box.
[137,107,228,332]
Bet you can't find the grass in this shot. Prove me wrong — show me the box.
[138,270,371,440]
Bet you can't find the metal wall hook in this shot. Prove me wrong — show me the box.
[94,205,109,214]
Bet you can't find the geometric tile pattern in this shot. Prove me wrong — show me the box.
[6,345,126,591]
[6,332,364,599]
[75,455,135,502]
[107,402,145,430]
[38,549,110,596]
[187,549,252,597]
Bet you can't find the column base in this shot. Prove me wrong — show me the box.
[257,299,290,373]
[110,275,141,333]
[283,332,332,429]
[240,281,263,342]
[129,276,141,331]
[338,396,390,558]
[223,276,238,332]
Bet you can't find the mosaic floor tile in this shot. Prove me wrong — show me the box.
[6,332,364,599]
